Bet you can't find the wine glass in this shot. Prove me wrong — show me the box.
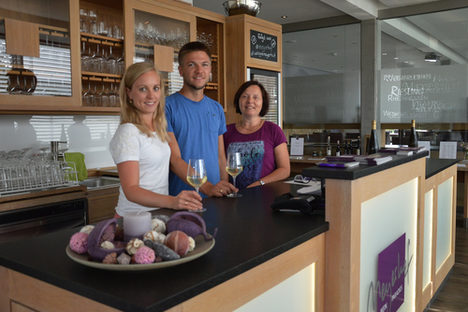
[187,159,207,212]
[106,46,117,74]
[226,152,243,198]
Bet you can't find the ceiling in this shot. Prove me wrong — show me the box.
[192,1,468,75]
[192,0,441,25]
[193,0,345,24]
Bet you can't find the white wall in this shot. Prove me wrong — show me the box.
[0,114,120,169]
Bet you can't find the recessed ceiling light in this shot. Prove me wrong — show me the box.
[393,57,399,60]
[281,15,288,19]
[382,52,387,56]
[424,52,439,63]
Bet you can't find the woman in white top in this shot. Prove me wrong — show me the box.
[110,62,202,216]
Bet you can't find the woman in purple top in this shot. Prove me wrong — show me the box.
[223,81,290,189]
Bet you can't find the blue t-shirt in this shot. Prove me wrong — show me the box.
[165,92,227,195]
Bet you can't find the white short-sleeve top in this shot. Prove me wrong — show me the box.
[109,123,171,215]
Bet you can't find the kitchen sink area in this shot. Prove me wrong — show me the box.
[79,176,120,190]
[79,176,120,223]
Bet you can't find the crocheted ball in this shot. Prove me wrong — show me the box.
[134,246,155,264]
[102,252,118,264]
[69,232,89,254]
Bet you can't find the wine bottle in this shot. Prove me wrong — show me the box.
[326,136,332,156]
[345,139,350,155]
[356,136,361,155]
[336,140,341,156]
[408,119,418,147]
[366,120,379,155]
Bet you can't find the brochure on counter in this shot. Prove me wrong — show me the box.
[379,146,428,156]
[321,153,394,167]
[317,161,360,169]
[354,154,393,165]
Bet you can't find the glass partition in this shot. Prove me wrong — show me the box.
[380,7,468,154]
[282,23,361,155]
[283,23,361,126]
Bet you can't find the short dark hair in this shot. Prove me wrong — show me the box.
[234,80,270,117]
[178,41,211,65]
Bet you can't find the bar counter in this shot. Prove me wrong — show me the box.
[0,182,328,312]
[298,152,457,311]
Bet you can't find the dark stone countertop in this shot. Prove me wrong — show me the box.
[302,151,429,180]
[0,182,328,312]
[425,158,458,178]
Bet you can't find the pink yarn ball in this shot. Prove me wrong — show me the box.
[134,246,155,264]
[69,232,89,254]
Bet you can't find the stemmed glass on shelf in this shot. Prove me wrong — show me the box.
[226,152,243,198]
[187,159,207,212]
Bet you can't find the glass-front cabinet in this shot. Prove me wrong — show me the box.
[197,16,224,107]
[0,0,226,114]
[124,0,225,105]
[0,0,79,110]
[79,0,124,111]
[124,0,195,98]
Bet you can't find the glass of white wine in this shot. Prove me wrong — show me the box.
[187,158,207,211]
[226,152,243,198]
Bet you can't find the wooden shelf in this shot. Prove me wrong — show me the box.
[39,28,69,38]
[205,82,218,90]
[81,71,122,78]
[0,103,120,115]
[80,32,123,43]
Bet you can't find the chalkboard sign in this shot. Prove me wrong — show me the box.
[250,30,277,62]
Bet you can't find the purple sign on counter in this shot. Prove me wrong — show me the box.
[377,233,406,312]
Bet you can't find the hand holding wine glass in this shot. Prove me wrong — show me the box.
[226,152,243,198]
[187,158,207,211]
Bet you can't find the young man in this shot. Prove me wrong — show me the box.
[165,41,236,197]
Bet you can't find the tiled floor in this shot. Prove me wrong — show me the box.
[425,225,468,312]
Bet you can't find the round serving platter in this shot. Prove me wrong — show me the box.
[66,236,215,271]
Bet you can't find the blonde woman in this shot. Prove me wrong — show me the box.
[110,62,202,216]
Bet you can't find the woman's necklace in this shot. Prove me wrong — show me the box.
[237,119,264,133]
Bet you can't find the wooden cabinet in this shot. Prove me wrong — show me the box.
[0,1,283,116]
[197,16,225,108]
[0,0,81,113]
[0,0,226,114]
[225,14,282,124]
[123,0,226,107]
[78,0,124,113]
[124,0,194,100]
[87,186,119,223]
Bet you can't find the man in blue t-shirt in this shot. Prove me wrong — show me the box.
[166,41,237,197]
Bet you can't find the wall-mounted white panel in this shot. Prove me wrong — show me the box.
[235,264,315,312]
[423,190,433,288]
[360,178,418,312]
[436,178,453,269]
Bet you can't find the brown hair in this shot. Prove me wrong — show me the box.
[178,41,211,65]
[234,80,270,117]
[119,62,168,141]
